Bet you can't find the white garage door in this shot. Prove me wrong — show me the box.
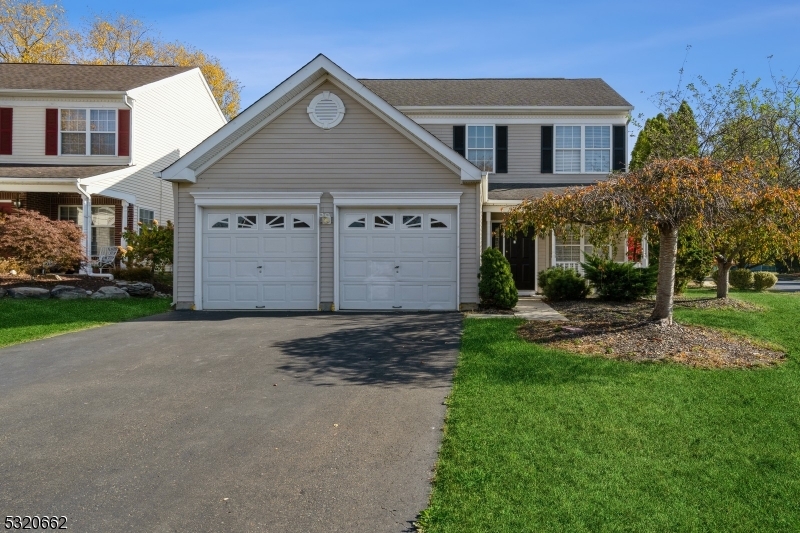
[339,208,458,310]
[202,209,317,310]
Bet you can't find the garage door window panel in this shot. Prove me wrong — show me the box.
[402,215,422,229]
[374,215,394,229]
[345,214,367,229]
[237,215,257,229]
[208,214,230,229]
[292,213,314,229]
[264,215,285,229]
[430,214,451,229]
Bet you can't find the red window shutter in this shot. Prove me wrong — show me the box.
[0,108,11,155]
[118,109,130,157]
[45,108,58,155]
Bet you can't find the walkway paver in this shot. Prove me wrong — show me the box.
[467,297,567,321]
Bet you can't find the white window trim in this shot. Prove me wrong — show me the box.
[466,124,495,174]
[58,108,118,157]
[59,204,115,227]
[554,124,612,174]
[138,207,155,232]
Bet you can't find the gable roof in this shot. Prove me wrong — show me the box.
[0,63,194,92]
[359,78,632,108]
[158,54,484,183]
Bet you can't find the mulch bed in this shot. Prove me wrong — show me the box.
[0,274,116,292]
[518,298,785,369]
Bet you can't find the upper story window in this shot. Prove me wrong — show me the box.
[60,109,116,156]
[467,125,494,172]
[554,125,611,173]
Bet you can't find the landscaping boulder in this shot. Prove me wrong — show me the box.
[90,286,130,300]
[122,282,155,298]
[0,288,6,298]
[8,287,51,299]
[51,285,88,300]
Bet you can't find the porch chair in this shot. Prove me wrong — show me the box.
[90,246,119,274]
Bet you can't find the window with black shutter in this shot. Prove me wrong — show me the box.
[452,125,465,156]
[612,125,626,171]
[541,125,553,173]
[496,125,508,173]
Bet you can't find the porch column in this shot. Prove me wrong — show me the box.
[82,194,92,259]
[641,233,649,268]
[121,200,129,248]
[551,229,557,267]
[484,211,492,251]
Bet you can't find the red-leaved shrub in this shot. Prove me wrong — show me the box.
[0,209,85,274]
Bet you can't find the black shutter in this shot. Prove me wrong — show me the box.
[453,125,465,156]
[541,125,553,173]
[612,125,626,171]
[496,125,508,173]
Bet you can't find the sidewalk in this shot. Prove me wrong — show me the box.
[467,297,567,321]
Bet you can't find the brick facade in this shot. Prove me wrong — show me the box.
[0,191,125,247]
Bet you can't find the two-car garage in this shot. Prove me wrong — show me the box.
[197,197,460,311]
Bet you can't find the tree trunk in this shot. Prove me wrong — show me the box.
[651,226,679,323]
[716,258,732,298]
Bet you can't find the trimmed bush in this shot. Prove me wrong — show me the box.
[753,271,778,291]
[478,247,518,309]
[111,266,155,282]
[581,255,658,301]
[538,267,589,301]
[729,269,754,290]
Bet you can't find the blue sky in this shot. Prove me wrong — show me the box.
[63,0,800,132]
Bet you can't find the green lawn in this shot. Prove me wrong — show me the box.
[419,291,800,532]
[0,298,172,348]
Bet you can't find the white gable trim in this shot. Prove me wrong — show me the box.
[157,54,483,183]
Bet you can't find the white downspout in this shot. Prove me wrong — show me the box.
[76,182,114,280]
[123,95,135,166]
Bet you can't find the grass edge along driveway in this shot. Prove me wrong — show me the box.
[0,298,172,349]
[418,291,800,533]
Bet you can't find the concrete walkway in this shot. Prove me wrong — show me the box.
[467,297,567,321]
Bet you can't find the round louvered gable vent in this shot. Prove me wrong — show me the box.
[307,91,346,129]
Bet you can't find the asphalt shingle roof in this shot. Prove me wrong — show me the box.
[358,78,632,108]
[0,64,194,91]
[488,182,598,201]
[0,164,128,179]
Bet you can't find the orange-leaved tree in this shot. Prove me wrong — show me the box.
[0,209,85,274]
[504,157,800,323]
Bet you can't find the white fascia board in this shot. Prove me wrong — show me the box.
[414,116,630,125]
[190,191,323,206]
[0,178,77,192]
[0,89,126,98]
[397,105,634,113]
[332,191,462,206]
[159,54,483,183]
[155,167,196,183]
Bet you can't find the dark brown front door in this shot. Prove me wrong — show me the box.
[492,224,536,290]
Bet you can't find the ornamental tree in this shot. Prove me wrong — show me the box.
[504,157,800,323]
[0,209,85,274]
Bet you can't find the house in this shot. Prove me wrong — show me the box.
[0,63,227,261]
[158,54,632,311]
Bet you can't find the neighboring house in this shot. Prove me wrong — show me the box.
[158,54,632,311]
[0,63,227,260]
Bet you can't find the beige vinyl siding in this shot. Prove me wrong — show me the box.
[175,80,477,307]
[420,122,606,185]
[89,70,226,226]
[0,99,128,165]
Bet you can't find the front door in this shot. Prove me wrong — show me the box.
[492,223,536,291]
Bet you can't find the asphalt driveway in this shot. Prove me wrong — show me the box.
[0,311,461,532]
